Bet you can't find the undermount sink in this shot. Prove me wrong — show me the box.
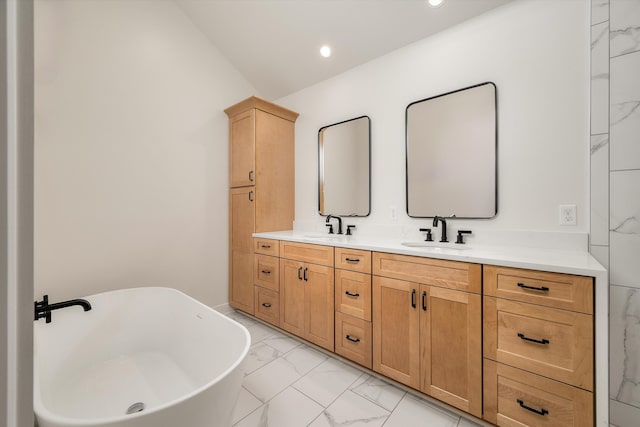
[401,241,471,250]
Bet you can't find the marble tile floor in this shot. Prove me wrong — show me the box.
[225,310,485,427]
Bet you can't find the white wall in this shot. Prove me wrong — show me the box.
[34,0,256,307]
[278,0,590,243]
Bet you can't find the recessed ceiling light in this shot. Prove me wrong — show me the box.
[320,45,331,58]
[427,0,445,7]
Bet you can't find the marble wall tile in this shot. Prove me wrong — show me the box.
[593,0,610,25]
[610,170,640,288]
[610,286,640,410]
[610,51,640,171]
[611,0,640,57]
[591,134,610,245]
[610,398,640,427]
[592,22,610,135]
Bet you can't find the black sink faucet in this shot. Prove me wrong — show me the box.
[34,295,92,324]
[432,216,448,243]
[325,215,343,235]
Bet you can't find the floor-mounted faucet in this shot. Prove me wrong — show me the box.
[34,295,92,324]
[325,215,343,235]
[432,216,448,243]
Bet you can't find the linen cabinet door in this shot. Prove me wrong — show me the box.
[304,263,335,351]
[372,276,420,389]
[229,110,255,188]
[280,259,305,336]
[420,285,482,417]
[229,187,255,314]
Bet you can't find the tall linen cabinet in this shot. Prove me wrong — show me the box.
[225,97,298,314]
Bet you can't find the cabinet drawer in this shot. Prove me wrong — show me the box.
[483,360,593,427]
[254,238,279,256]
[280,241,334,267]
[335,312,372,369]
[373,252,481,294]
[484,265,593,314]
[254,286,279,327]
[335,270,371,321]
[484,297,593,390]
[254,254,279,291]
[335,248,371,273]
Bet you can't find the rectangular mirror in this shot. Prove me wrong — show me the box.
[318,116,371,216]
[406,82,497,218]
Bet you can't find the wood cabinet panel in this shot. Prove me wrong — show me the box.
[484,359,593,427]
[254,286,279,327]
[484,265,593,314]
[372,276,420,388]
[280,240,334,266]
[335,312,372,369]
[254,238,279,256]
[254,254,279,291]
[229,110,255,188]
[335,247,372,273]
[421,285,482,417]
[304,263,335,351]
[373,252,481,294]
[484,297,593,391]
[335,270,371,321]
[229,187,255,313]
[280,259,305,336]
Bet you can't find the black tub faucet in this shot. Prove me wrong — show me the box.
[432,216,448,243]
[34,295,92,324]
[326,215,343,235]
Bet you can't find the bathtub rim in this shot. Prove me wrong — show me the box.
[33,286,251,426]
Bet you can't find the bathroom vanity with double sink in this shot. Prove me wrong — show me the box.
[243,230,607,427]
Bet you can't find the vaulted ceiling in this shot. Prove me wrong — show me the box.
[176,0,512,99]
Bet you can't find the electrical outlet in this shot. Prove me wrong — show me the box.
[390,206,397,221]
[559,204,577,226]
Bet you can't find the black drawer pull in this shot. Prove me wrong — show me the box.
[345,291,360,297]
[262,303,272,308]
[346,335,360,343]
[517,399,549,416]
[345,258,360,263]
[260,244,271,249]
[518,333,550,345]
[517,282,549,292]
[261,270,271,275]
[421,291,427,311]
[411,289,416,308]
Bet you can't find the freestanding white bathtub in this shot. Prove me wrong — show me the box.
[34,287,251,427]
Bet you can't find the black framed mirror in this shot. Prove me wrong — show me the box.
[406,82,497,218]
[318,116,371,217]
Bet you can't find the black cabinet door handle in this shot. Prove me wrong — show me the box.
[411,289,416,308]
[303,267,308,282]
[262,303,271,308]
[298,267,303,280]
[249,171,254,182]
[346,335,360,343]
[517,399,549,416]
[261,270,271,275]
[518,333,550,345]
[248,191,254,202]
[345,291,360,297]
[345,258,360,263]
[517,282,549,292]
[422,291,427,311]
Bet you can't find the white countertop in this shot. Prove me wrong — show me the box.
[253,230,606,278]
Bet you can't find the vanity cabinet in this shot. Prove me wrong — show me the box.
[334,248,372,368]
[225,97,298,315]
[279,242,335,351]
[372,253,483,417]
[482,265,594,426]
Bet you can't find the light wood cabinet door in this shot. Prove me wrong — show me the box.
[280,259,305,336]
[420,285,482,417]
[372,276,420,389]
[229,187,255,314]
[304,263,335,351]
[229,110,255,188]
